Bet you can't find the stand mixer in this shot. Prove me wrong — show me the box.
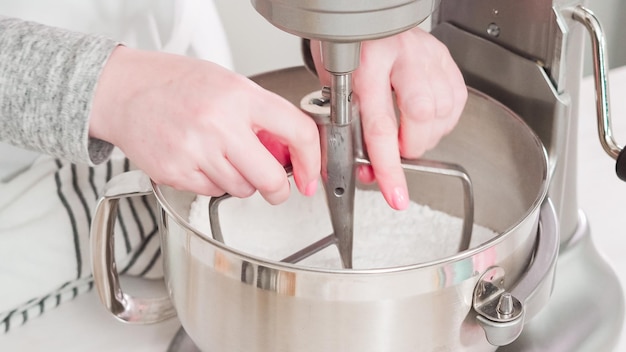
[250,0,625,349]
[89,0,625,351]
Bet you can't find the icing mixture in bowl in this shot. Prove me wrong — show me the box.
[189,186,498,270]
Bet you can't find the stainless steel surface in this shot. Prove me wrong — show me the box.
[497,211,625,351]
[573,6,623,159]
[166,199,558,352]
[322,73,357,268]
[301,83,357,267]
[433,0,569,90]
[434,0,624,349]
[90,66,551,351]
[433,1,583,245]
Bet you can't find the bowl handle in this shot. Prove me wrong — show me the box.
[90,170,177,323]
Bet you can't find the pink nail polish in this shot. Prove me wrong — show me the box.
[305,180,318,196]
[392,187,409,210]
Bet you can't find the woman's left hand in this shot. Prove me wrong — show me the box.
[311,26,467,210]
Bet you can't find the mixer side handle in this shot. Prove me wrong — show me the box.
[90,170,177,324]
[572,6,626,180]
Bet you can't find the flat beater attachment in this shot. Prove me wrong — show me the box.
[206,88,475,269]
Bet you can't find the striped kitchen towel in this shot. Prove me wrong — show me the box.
[0,151,162,333]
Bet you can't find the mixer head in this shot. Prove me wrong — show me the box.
[251,0,438,73]
[251,0,437,42]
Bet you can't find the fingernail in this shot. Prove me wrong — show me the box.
[304,179,318,196]
[392,187,409,210]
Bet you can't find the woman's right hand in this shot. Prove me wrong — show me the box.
[89,46,321,204]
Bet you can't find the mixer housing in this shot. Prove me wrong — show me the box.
[433,0,583,244]
[433,0,625,350]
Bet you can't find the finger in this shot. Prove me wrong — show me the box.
[428,60,467,136]
[355,64,409,210]
[392,64,463,158]
[226,130,292,205]
[357,164,376,184]
[257,130,290,166]
[161,168,227,198]
[390,34,467,157]
[391,62,439,159]
[199,151,256,199]
[443,58,469,134]
[250,87,321,196]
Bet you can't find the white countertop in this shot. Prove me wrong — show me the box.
[1,66,626,351]
[0,277,181,351]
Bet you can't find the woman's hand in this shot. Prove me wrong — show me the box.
[89,46,320,204]
[312,27,467,210]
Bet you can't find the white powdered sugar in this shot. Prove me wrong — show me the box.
[189,187,498,270]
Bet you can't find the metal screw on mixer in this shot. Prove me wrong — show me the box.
[310,86,331,107]
[473,267,526,346]
[473,267,524,323]
[487,23,501,37]
[496,293,515,317]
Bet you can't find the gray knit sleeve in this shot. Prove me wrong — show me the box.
[0,16,119,165]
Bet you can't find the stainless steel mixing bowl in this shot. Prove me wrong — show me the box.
[91,67,555,352]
